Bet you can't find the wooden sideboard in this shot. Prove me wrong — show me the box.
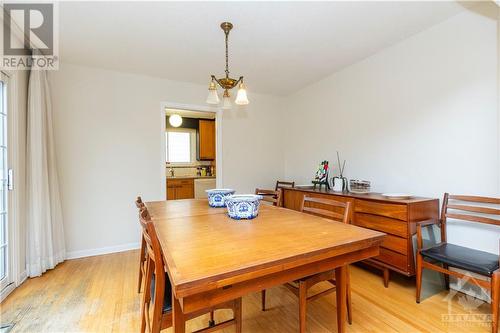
[282,187,439,287]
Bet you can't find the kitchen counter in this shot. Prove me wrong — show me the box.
[166,176,216,180]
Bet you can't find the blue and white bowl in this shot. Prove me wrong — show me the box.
[226,194,263,220]
[206,189,236,207]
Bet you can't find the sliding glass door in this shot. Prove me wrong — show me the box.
[0,74,9,292]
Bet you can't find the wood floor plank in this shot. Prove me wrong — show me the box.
[0,250,495,333]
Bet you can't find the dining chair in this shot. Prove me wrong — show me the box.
[255,188,282,207]
[136,196,147,293]
[139,207,242,333]
[275,180,295,191]
[261,195,353,331]
[416,193,500,333]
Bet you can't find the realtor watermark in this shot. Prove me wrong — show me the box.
[1,2,59,70]
[441,272,492,328]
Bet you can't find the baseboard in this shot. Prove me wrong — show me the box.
[66,242,140,260]
[0,283,15,303]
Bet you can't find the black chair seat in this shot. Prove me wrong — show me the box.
[151,274,172,313]
[421,243,499,276]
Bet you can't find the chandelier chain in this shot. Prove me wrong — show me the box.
[225,30,229,78]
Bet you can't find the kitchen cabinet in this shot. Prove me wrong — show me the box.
[197,120,215,160]
[166,178,194,200]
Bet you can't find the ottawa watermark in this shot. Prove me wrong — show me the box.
[1,2,59,70]
[441,272,492,328]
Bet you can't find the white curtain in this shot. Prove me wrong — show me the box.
[26,69,65,277]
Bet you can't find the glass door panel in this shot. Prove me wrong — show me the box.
[0,78,8,288]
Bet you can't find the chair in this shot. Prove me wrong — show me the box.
[139,207,242,333]
[255,188,282,207]
[416,193,500,333]
[275,180,295,191]
[261,195,353,332]
[136,196,147,293]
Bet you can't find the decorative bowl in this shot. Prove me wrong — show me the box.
[225,194,263,220]
[206,189,236,207]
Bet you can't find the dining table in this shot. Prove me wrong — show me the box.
[145,199,385,333]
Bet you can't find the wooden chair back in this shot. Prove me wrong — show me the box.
[140,209,162,273]
[136,196,144,209]
[275,180,295,191]
[140,209,163,276]
[300,196,352,224]
[139,208,170,332]
[136,196,148,293]
[255,188,282,207]
[440,193,500,242]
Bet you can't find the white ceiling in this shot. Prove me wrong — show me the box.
[59,1,470,95]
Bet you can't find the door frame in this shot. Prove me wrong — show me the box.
[159,102,223,199]
[0,70,22,302]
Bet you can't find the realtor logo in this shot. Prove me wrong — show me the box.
[1,2,58,69]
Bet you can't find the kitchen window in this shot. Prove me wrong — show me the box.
[166,131,191,163]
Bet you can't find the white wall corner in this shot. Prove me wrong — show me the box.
[498,5,500,194]
[17,269,27,286]
[65,242,140,260]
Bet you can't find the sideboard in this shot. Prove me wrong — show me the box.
[281,187,439,287]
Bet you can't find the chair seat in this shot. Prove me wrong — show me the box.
[151,274,172,313]
[421,243,499,276]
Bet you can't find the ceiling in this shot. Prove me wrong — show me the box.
[59,1,470,96]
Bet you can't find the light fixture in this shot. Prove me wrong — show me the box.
[169,114,182,127]
[222,89,232,110]
[206,80,220,104]
[235,82,249,105]
[207,22,249,108]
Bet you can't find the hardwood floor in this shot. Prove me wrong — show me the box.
[1,250,495,333]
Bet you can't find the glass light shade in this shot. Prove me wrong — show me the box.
[206,81,220,105]
[222,90,232,110]
[169,114,183,127]
[235,83,249,105]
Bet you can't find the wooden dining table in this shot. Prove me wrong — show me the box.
[145,199,385,333]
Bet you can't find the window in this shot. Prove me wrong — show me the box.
[166,131,191,163]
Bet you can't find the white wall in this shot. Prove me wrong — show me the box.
[498,4,500,194]
[283,4,499,253]
[50,63,284,257]
[50,4,499,258]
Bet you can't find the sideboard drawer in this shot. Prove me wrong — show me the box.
[354,212,407,237]
[376,248,408,272]
[355,199,407,221]
[381,234,407,255]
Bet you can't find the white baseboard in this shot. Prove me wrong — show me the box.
[0,283,15,303]
[66,242,140,260]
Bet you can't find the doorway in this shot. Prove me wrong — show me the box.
[160,102,222,200]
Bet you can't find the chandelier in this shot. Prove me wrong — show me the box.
[206,22,249,109]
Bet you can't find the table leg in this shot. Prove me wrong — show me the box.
[335,265,347,333]
[173,296,185,333]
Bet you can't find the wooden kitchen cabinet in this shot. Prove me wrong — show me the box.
[197,120,215,160]
[166,178,194,200]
